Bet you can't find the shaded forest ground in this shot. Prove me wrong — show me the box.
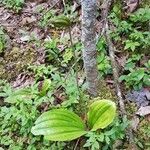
[0,0,150,150]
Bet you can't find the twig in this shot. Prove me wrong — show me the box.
[68,26,80,93]
[101,0,126,116]
[105,22,126,115]
[64,56,81,82]
[41,0,60,17]
[73,138,80,150]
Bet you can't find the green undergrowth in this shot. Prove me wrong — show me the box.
[0,75,127,150]
[0,0,25,12]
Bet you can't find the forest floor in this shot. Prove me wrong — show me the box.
[0,0,150,150]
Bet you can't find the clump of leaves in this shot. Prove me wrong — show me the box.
[130,7,150,23]
[84,117,129,150]
[0,81,57,150]
[1,0,24,12]
[31,99,116,141]
[50,15,71,28]
[28,64,58,80]
[119,68,150,90]
[39,10,56,28]
[44,38,60,62]
[97,53,112,77]
[119,55,150,90]
[124,54,142,71]
[96,38,112,76]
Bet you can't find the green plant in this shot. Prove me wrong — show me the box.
[84,117,129,150]
[50,15,71,28]
[0,80,63,150]
[130,7,150,23]
[126,30,150,51]
[124,40,140,52]
[39,10,56,28]
[62,48,73,64]
[28,64,58,80]
[31,99,116,141]
[119,55,150,90]
[97,53,112,77]
[124,54,142,71]
[109,7,150,52]
[96,38,112,76]
[119,68,150,90]
[44,38,60,62]
[1,0,24,12]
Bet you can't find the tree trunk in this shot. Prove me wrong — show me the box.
[81,0,99,96]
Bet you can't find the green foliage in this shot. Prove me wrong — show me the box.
[63,4,78,21]
[110,7,150,51]
[97,53,112,76]
[88,100,116,131]
[62,48,73,64]
[31,99,116,141]
[50,15,71,28]
[1,0,24,12]
[124,40,140,52]
[40,79,52,96]
[109,6,150,91]
[31,109,87,141]
[125,30,150,51]
[96,38,112,76]
[84,117,129,150]
[44,38,60,62]
[130,7,150,22]
[0,81,58,150]
[119,68,150,90]
[119,55,150,90]
[124,54,142,71]
[28,64,57,80]
[39,10,56,28]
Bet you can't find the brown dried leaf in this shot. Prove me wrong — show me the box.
[136,106,150,116]
[20,16,36,25]
[126,0,139,13]
[131,116,140,131]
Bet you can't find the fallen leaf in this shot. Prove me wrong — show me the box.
[136,106,150,116]
[20,35,30,42]
[131,115,140,131]
[126,0,139,13]
[21,16,36,25]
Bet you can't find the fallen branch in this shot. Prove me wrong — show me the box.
[101,0,126,116]
[105,23,126,115]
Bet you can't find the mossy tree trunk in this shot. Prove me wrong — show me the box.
[81,0,99,96]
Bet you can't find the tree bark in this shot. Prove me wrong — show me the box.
[81,0,99,96]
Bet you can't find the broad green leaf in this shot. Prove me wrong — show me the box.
[50,15,71,28]
[44,130,87,141]
[31,109,87,141]
[87,99,116,131]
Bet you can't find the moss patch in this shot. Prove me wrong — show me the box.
[137,118,150,149]
[0,46,37,81]
[98,80,116,100]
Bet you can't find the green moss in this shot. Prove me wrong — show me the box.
[140,0,150,7]
[137,118,150,149]
[98,80,116,100]
[0,46,37,81]
[125,102,137,117]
